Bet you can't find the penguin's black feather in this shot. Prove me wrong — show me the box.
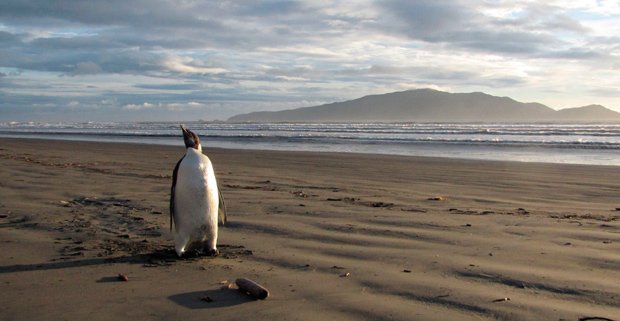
[170,156,184,231]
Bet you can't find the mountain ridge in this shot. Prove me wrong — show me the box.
[227,89,620,123]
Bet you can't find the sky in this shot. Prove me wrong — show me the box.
[1,0,620,122]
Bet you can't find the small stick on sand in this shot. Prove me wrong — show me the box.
[235,278,269,300]
[427,196,445,201]
[491,297,510,302]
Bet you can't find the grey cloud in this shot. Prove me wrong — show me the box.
[0,0,312,50]
[0,31,22,44]
[0,0,207,28]
[446,30,553,54]
[588,88,620,97]
[377,0,592,58]
[379,0,477,42]
[238,1,305,17]
[99,87,298,107]
[538,48,604,60]
[365,65,404,75]
[423,69,476,81]
[541,15,587,33]
[339,65,475,80]
[0,1,257,56]
[133,83,201,91]
[70,61,103,75]
[0,86,293,122]
[474,76,527,88]
[2,42,163,74]
[335,64,527,89]
[422,71,526,88]
[0,0,345,78]
[494,3,586,33]
[260,65,323,81]
[31,35,124,50]
[381,0,470,36]
[0,92,67,107]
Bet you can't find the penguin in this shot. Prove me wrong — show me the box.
[170,125,227,257]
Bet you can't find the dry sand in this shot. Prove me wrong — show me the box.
[1,137,619,321]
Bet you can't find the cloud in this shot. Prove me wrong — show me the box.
[376,0,593,57]
[133,83,200,91]
[381,0,472,36]
[70,61,103,75]
[161,55,228,74]
[1,0,620,121]
[123,102,156,110]
[0,30,22,43]
[0,0,206,28]
[258,46,347,58]
[588,88,620,97]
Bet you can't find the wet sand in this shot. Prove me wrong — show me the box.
[0,137,619,321]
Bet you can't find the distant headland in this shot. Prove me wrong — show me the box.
[227,89,620,123]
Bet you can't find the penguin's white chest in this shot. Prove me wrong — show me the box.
[173,149,219,255]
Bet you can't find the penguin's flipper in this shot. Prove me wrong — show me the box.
[170,157,183,232]
[218,184,227,226]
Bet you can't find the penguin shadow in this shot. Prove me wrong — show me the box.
[0,249,177,274]
[168,288,256,309]
[96,276,123,283]
[0,245,251,274]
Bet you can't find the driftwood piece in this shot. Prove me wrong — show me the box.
[117,273,129,282]
[235,278,269,300]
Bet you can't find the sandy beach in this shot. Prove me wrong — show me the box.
[1,137,619,321]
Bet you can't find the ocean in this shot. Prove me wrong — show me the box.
[1,122,619,166]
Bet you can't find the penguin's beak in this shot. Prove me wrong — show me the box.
[180,124,189,140]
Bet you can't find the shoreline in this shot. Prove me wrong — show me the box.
[1,137,619,320]
[2,136,620,169]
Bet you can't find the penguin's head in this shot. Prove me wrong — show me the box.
[180,125,202,151]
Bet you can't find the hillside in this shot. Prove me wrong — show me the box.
[227,89,620,123]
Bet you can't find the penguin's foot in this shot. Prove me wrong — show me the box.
[207,248,220,257]
[175,245,187,257]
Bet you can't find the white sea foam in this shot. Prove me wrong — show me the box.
[1,122,620,165]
